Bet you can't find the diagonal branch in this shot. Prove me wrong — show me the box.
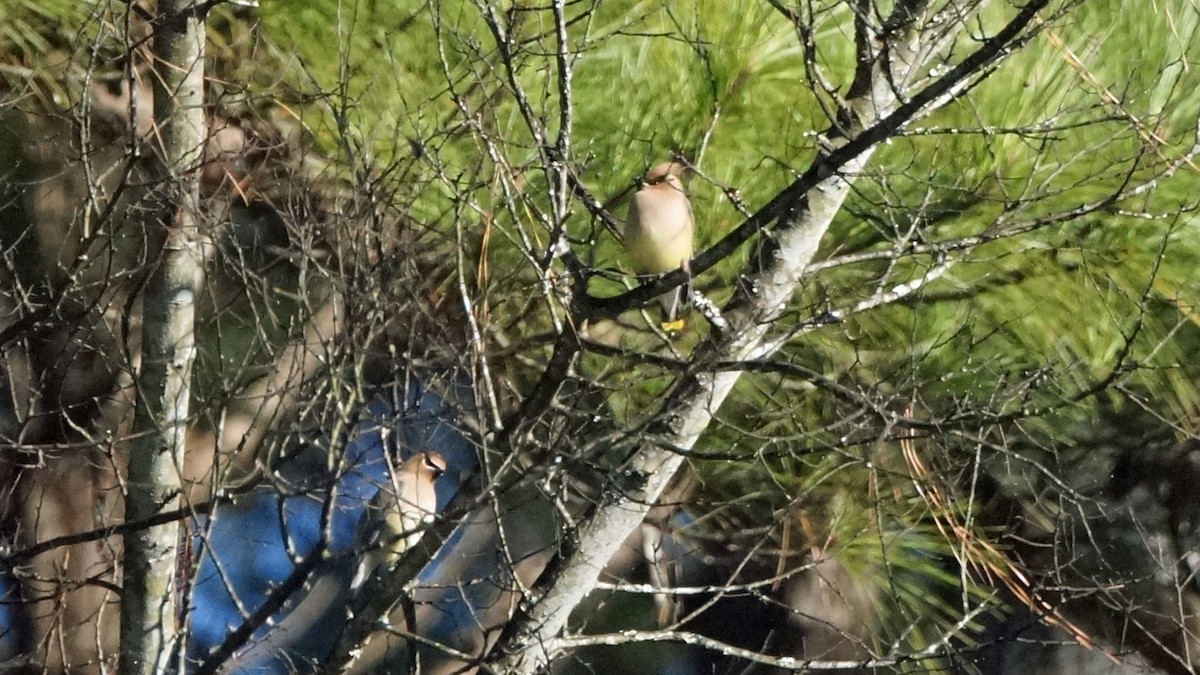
[486,1,1055,671]
[584,0,1050,321]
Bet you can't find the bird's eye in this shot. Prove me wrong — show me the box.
[424,455,446,480]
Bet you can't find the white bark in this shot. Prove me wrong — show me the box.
[490,0,1061,670]
[120,3,206,674]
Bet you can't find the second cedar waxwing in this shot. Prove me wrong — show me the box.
[624,162,694,329]
[352,451,447,589]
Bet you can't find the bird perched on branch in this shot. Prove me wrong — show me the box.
[352,451,447,589]
[624,162,694,332]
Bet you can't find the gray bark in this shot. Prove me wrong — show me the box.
[119,3,206,673]
[488,0,1058,670]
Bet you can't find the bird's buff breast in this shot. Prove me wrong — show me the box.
[625,193,692,273]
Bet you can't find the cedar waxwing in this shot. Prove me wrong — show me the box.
[624,162,694,329]
[352,451,447,589]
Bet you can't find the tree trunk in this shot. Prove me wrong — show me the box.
[119,3,206,673]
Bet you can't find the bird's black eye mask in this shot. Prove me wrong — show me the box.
[640,175,674,188]
[422,453,446,480]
